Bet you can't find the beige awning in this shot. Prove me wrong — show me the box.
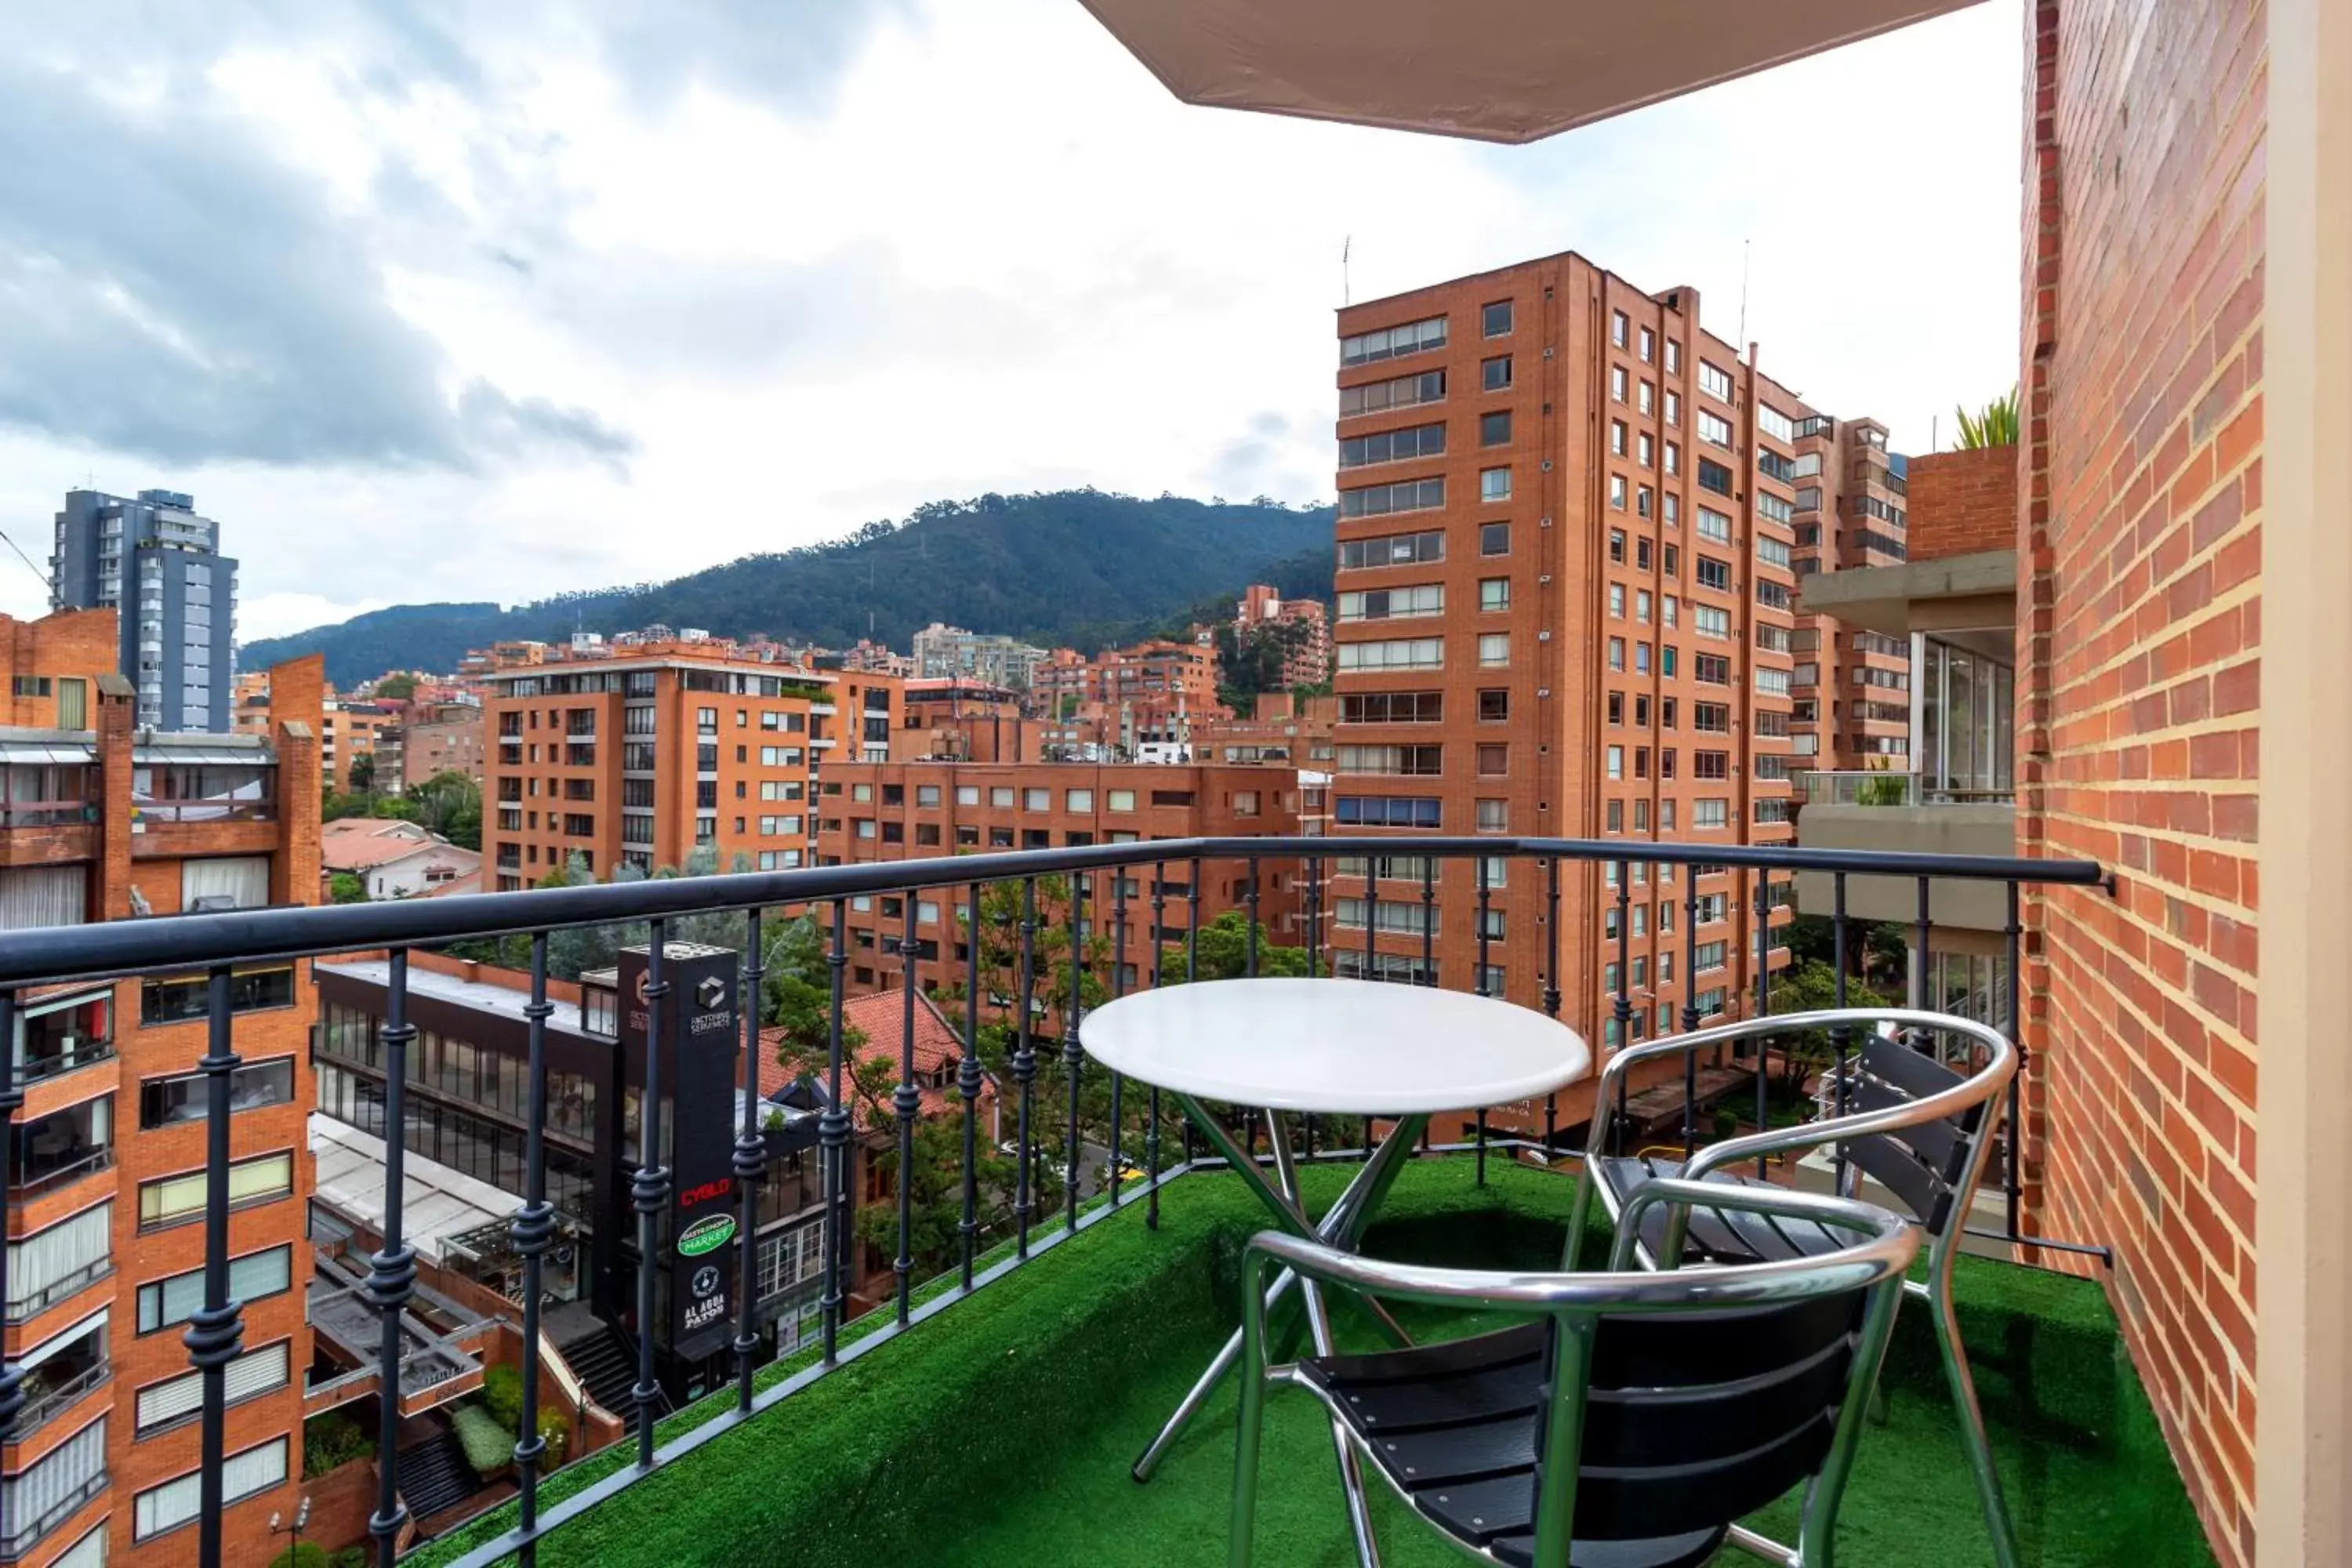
[1079,0,1984,143]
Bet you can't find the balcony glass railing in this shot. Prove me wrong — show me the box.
[0,834,2111,1568]
[1798,771,2014,807]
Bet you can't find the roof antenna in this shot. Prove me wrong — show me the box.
[1341,235,1352,307]
[1737,238,1751,359]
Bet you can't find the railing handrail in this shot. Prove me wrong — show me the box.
[0,834,2104,988]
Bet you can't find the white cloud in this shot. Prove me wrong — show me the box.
[0,0,2024,643]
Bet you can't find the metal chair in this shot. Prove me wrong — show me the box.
[1231,1180,1917,1568]
[1564,1007,2021,1568]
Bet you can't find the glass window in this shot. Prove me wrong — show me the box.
[140,1151,291,1229]
[1479,521,1512,557]
[140,1058,293,1128]
[1108,789,1136,812]
[1479,578,1511,612]
[1479,410,1512,446]
[1479,467,1512,503]
[135,1436,286,1541]
[1482,355,1513,391]
[1477,633,1510,668]
[1481,299,1514,337]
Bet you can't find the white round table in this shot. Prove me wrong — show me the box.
[1080,976,1592,1115]
[1080,977,1589,1567]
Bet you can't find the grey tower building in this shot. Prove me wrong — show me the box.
[50,488,238,731]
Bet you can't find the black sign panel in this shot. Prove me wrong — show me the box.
[618,945,742,1360]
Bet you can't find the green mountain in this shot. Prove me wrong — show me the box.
[242,490,1336,687]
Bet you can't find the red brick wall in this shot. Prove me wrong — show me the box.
[2015,0,2264,1562]
[1905,447,2019,561]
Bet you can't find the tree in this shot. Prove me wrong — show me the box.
[347,752,377,796]
[373,672,419,702]
[1178,909,1310,981]
[329,873,368,905]
[409,770,482,850]
[1955,387,2020,448]
[1766,960,1890,1093]
[322,790,416,824]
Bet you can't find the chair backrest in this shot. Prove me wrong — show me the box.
[1824,1028,1994,1235]
[1559,1286,1871,1541]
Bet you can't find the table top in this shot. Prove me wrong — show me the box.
[1078,978,1592,1115]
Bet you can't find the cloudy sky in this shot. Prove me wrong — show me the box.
[0,0,2024,643]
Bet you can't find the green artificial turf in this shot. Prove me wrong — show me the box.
[416,1160,2213,1568]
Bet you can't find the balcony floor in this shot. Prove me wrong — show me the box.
[419,1160,2213,1568]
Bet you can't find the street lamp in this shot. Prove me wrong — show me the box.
[267,1495,313,1562]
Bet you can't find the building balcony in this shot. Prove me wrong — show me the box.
[1792,782,2019,935]
[0,835,2129,1568]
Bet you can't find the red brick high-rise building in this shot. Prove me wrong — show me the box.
[0,613,323,1568]
[1330,257,1913,1124]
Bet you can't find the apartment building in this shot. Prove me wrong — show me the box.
[1789,419,1915,770]
[320,694,396,795]
[482,644,851,889]
[0,619,322,1568]
[1331,259,1859,1096]
[908,624,1048,691]
[815,760,1306,1000]
[1233,585,1333,688]
[392,704,486,791]
[49,490,236,733]
[1029,640,1224,760]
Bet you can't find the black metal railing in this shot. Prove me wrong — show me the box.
[0,834,2107,1568]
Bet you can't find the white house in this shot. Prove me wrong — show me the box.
[321,818,482,901]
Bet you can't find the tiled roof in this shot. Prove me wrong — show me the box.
[758,988,985,1117]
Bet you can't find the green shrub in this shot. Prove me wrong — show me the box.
[270,1546,329,1568]
[449,1400,514,1479]
[303,1410,372,1479]
[1712,1105,1740,1140]
[331,1550,370,1568]
[482,1363,524,1429]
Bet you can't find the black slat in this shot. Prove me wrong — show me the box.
[1572,1412,1841,1541]
[1605,1158,1849,1267]
[1843,1131,1953,1230]
[1501,1527,1727,1568]
[1848,1076,1963,1174]
[1857,1034,1980,1131]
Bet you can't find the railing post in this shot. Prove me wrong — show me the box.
[368,953,419,1567]
[631,923,671,1468]
[1065,873,1086,1234]
[513,934,557,1561]
[1913,876,1933,1011]
[190,966,247,1568]
[1109,872,1128,1206]
[1613,862,1633,1157]
[819,898,851,1361]
[1831,873,1852,1192]
[734,909,767,1412]
[1304,854,1321,979]
[959,881,984,1288]
[1475,857,1491,1185]
[1183,866,1200,1167]
[1013,878,1039,1258]
[1148,861,1167,1230]
[1681,871,1700,1160]
[1755,867,1772,1179]
[1543,857,1562,1155]
[1245,854,1261,978]
[1419,859,1436,986]
[2005,880,2027,1240]
[895,902,920,1323]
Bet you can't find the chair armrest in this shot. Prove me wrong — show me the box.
[1609,1178,1914,1272]
[1679,1011,2016,1186]
[1243,1187,1915,1322]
